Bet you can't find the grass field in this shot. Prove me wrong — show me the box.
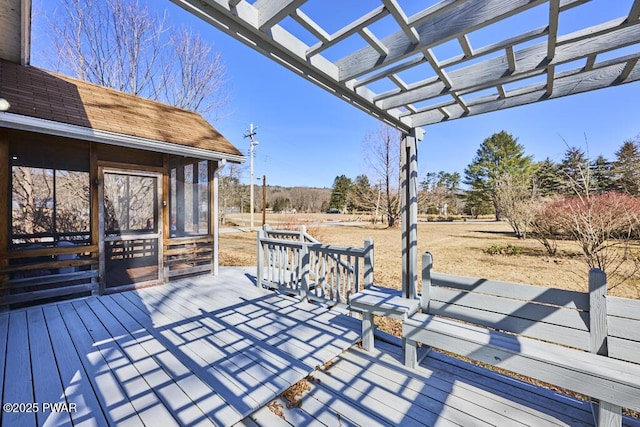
[220,217,640,300]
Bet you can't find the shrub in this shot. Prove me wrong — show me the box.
[485,244,521,256]
[530,197,561,256]
[544,192,640,283]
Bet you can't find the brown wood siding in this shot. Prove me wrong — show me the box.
[96,144,163,167]
[8,129,89,171]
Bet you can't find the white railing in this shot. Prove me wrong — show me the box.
[257,225,373,305]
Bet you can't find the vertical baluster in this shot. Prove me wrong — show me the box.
[347,255,353,304]
[288,246,292,288]
[312,249,319,298]
[335,254,341,303]
[353,256,360,303]
[322,252,328,299]
[278,246,284,284]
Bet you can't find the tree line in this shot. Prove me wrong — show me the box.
[463,130,640,284]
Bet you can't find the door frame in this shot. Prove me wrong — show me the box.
[98,163,164,292]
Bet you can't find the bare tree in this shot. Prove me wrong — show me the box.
[219,162,247,217]
[48,0,227,117]
[362,124,401,227]
[494,173,539,239]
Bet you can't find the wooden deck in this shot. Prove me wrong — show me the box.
[3,266,640,427]
[257,339,640,427]
[0,267,360,427]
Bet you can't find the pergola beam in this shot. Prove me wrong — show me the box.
[548,0,560,59]
[336,0,549,81]
[359,28,389,56]
[291,9,329,43]
[458,35,474,58]
[171,0,640,307]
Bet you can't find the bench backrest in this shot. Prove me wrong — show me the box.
[421,253,640,361]
[607,296,640,364]
[426,272,591,350]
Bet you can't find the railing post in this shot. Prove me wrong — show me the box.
[256,229,264,288]
[589,268,608,355]
[421,252,433,311]
[363,238,374,290]
[588,268,622,426]
[300,225,307,242]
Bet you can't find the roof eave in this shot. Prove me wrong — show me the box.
[0,111,246,163]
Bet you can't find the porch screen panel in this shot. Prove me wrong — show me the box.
[169,159,209,238]
[104,174,156,235]
[9,137,90,247]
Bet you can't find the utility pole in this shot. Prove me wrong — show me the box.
[244,123,259,231]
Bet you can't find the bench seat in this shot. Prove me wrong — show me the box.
[351,286,420,350]
[404,312,640,414]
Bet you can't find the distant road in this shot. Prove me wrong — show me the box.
[219,220,371,233]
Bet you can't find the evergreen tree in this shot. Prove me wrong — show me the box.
[533,158,562,196]
[349,175,375,212]
[329,175,352,212]
[613,139,640,196]
[558,146,590,194]
[464,131,534,220]
[590,155,615,194]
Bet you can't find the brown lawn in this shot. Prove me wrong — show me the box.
[220,219,640,300]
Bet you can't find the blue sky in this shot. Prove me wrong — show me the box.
[30,0,640,188]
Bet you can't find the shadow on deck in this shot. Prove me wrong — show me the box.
[0,267,360,426]
[254,338,640,427]
[3,267,640,426]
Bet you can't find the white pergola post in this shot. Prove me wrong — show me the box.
[401,128,421,299]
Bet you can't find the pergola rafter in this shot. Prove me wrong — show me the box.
[171,0,640,131]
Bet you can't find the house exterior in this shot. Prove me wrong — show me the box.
[0,59,244,308]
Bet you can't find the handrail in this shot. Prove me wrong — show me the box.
[257,225,374,306]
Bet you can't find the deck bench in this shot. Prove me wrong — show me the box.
[403,253,640,426]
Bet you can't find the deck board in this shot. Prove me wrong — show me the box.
[27,308,73,427]
[41,304,109,426]
[71,299,180,427]
[112,295,240,425]
[3,311,36,427]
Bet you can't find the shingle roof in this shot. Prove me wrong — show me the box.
[0,60,243,158]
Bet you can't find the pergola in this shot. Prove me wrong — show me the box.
[170,0,640,297]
